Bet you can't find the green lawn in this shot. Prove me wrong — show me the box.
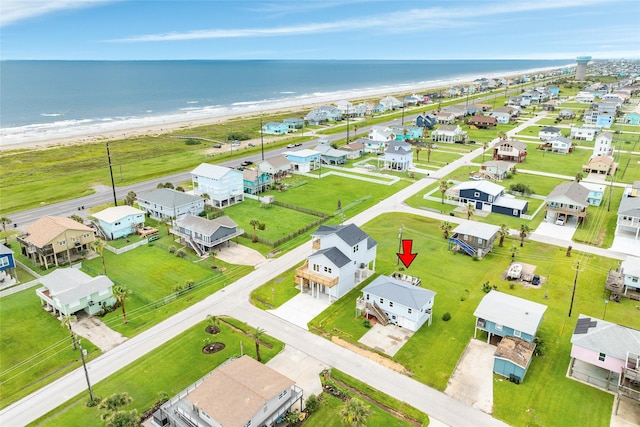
[30,317,284,426]
[306,212,635,427]
[304,394,417,427]
[81,240,253,337]
[0,290,100,409]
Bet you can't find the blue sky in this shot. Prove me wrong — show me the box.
[1,0,639,60]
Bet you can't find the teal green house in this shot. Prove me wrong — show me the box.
[624,112,640,125]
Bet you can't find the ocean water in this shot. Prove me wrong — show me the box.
[0,60,571,143]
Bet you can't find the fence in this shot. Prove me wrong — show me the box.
[105,239,149,255]
[271,200,328,218]
[570,369,618,392]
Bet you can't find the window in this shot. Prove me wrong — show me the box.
[474,192,480,198]
[313,264,319,272]
[514,330,522,338]
[353,244,359,253]
[513,209,519,216]
[632,277,638,283]
[0,257,9,268]
[598,353,606,362]
[59,240,66,246]
[495,324,503,331]
[324,266,332,274]
[279,390,288,399]
[379,298,384,304]
[389,301,393,308]
[407,308,412,314]
[488,195,493,202]
[478,238,484,244]
[366,294,369,300]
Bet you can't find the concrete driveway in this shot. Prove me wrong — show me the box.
[214,241,267,267]
[445,339,495,414]
[266,346,328,410]
[532,218,578,243]
[358,323,414,356]
[73,313,127,352]
[268,291,331,330]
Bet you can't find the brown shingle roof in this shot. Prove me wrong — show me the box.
[24,216,92,248]
[186,356,294,427]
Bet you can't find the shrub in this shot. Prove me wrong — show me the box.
[442,312,451,321]
[185,138,201,145]
[363,319,371,328]
[305,394,320,414]
[227,132,249,141]
[509,283,515,289]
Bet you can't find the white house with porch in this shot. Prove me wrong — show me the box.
[431,125,467,143]
[295,224,377,301]
[191,163,244,208]
[381,140,413,171]
[36,268,116,316]
[357,274,436,331]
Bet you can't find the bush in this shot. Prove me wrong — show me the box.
[305,394,320,414]
[363,319,371,328]
[227,132,249,141]
[509,183,533,195]
[185,138,201,145]
[442,312,451,321]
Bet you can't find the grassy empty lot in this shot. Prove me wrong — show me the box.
[0,289,100,409]
[30,317,284,426]
[307,213,633,427]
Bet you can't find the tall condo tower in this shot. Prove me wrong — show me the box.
[575,56,591,81]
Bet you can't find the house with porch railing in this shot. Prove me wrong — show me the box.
[448,222,500,259]
[171,215,243,257]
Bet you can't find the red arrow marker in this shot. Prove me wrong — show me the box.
[397,239,417,268]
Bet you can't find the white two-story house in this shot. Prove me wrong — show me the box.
[295,224,377,302]
[357,274,436,331]
[191,163,244,208]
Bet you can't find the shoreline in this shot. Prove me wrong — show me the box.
[0,64,570,152]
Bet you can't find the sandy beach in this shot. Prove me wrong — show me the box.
[0,65,568,152]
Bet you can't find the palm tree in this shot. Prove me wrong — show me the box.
[465,203,475,220]
[427,142,433,163]
[511,245,519,258]
[497,130,507,140]
[249,219,260,243]
[439,180,451,204]
[340,397,370,427]
[124,191,136,206]
[61,313,77,350]
[252,327,265,362]
[99,392,133,420]
[415,146,421,161]
[482,141,489,161]
[0,217,12,244]
[91,239,107,275]
[519,224,531,247]
[104,410,139,427]
[498,224,509,247]
[440,221,453,239]
[112,285,131,323]
[575,172,584,183]
[160,217,172,235]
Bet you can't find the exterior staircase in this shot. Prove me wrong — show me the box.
[366,301,389,326]
[450,236,476,256]
[186,237,205,257]
[89,220,108,240]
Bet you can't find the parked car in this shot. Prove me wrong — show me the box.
[555,214,566,226]
[294,143,302,147]
[532,275,541,286]
[286,144,295,148]
[248,142,256,147]
[212,144,222,148]
[469,175,484,181]
[241,160,253,166]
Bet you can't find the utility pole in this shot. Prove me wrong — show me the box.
[106,143,118,206]
[396,225,404,266]
[260,115,265,161]
[346,106,350,142]
[568,262,581,317]
[75,334,95,403]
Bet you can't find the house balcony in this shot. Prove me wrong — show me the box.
[295,262,339,288]
[617,218,640,228]
[171,227,245,249]
[545,206,587,217]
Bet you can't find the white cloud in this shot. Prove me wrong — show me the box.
[1,0,114,27]
[108,0,615,43]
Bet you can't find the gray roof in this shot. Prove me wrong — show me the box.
[618,196,640,216]
[175,214,237,236]
[310,247,351,268]
[138,188,203,207]
[39,268,113,307]
[622,256,640,277]
[474,290,547,336]
[385,140,412,154]
[494,195,528,210]
[455,180,505,197]
[548,182,589,206]
[363,275,436,310]
[192,163,237,180]
[540,126,560,133]
[315,144,349,158]
[571,315,640,360]
[452,222,500,240]
[262,156,291,168]
[0,244,14,256]
[313,224,376,248]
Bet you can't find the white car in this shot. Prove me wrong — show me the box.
[555,214,566,226]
